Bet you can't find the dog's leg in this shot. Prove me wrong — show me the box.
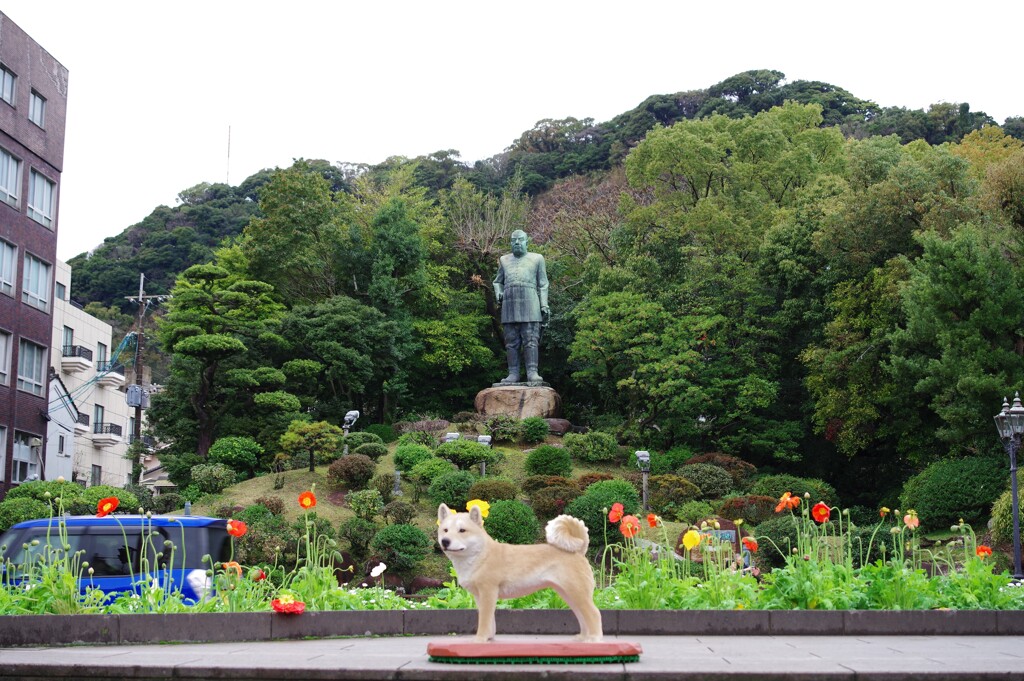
[554,581,603,642]
[473,586,498,642]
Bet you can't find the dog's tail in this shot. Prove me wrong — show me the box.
[545,514,589,554]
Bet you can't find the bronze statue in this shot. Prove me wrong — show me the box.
[493,230,549,384]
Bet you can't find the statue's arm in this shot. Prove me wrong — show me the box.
[493,259,505,304]
[537,255,549,315]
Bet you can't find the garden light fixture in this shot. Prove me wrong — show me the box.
[994,393,1024,580]
[636,450,651,511]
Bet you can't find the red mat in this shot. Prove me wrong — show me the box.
[428,639,642,663]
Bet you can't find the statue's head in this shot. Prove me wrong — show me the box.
[511,230,529,257]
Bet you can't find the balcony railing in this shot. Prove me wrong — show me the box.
[96,361,124,375]
[92,422,123,447]
[128,434,156,448]
[74,412,90,433]
[62,345,94,361]
[96,361,126,387]
[61,345,94,373]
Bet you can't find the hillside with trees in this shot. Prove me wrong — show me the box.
[64,69,1024,507]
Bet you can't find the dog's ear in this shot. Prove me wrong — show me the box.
[469,504,484,526]
[437,504,451,523]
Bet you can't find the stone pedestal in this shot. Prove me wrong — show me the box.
[474,385,562,419]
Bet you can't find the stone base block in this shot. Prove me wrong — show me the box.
[474,385,561,419]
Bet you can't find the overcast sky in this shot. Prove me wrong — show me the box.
[4,1,1021,262]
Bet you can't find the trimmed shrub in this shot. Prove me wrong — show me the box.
[344,431,384,450]
[0,497,49,532]
[327,454,376,490]
[686,452,757,487]
[523,475,575,494]
[364,423,398,443]
[339,516,377,559]
[370,523,432,573]
[485,414,522,443]
[717,495,778,525]
[237,503,274,525]
[395,418,450,435]
[990,486,1023,546]
[899,456,1007,531]
[409,457,456,485]
[467,478,519,503]
[576,473,614,491]
[280,420,346,464]
[347,489,385,520]
[485,500,540,544]
[396,431,439,449]
[254,495,284,515]
[564,431,619,462]
[382,500,416,525]
[435,439,498,470]
[71,485,141,516]
[354,442,388,461]
[679,463,734,499]
[753,514,800,570]
[520,417,550,444]
[371,473,395,505]
[208,436,263,478]
[4,479,84,511]
[530,485,581,520]
[749,474,839,507]
[646,447,694,475]
[674,500,717,526]
[124,484,155,512]
[647,474,701,515]
[188,463,237,494]
[525,445,573,477]
[394,443,433,471]
[152,493,183,515]
[428,470,478,509]
[565,479,641,545]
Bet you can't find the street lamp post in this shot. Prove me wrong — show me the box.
[635,450,651,512]
[994,393,1024,580]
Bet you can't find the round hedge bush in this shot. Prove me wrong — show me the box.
[364,423,398,443]
[71,485,141,515]
[208,436,263,478]
[679,463,734,499]
[990,486,1023,546]
[4,479,84,511]
[382,500,417,525]
[467,478,519,503]
[435,439,499,470]
[370,523,432,573]
[647,474,701,515]
[749,474,839,507]
[529,485,581,520]
[523,475,575,494]
[428,470,478,509]
[152,493,182,515]
[254,495,285,515]
[752,514,800,570]
[563,431,619,463]
[685,452,757,487]
[344,431,384,450]
[409,457,456,485]
[327,454,376,490]
[485,414,522,443]
[716,495,778,525]
[645,448,694,475]
[520,417,550,444]
[0,497,49,532]
[485,500,540,544]
[564,479,640,545]
[525,445,573,477]
[674,500,717,525]
[899,456,1007,531]
[394,443,433,471]
[188,463,237,495]
[396,431,438,449]
[576,473,614,491]
[354,442,388,461]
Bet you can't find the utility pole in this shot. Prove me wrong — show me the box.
[124,273,166,484]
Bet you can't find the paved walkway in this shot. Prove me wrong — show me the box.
[1,634,1024,680]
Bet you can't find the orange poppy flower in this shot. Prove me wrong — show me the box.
[96,497,119,518]
[226,519,248,537]
[271,594,305,615]
[619,515,641,539]
[811,502,831,524]
[647,513,659,528]
[607,502,624,523]
[774,492,800,513]
[298,491,317,510]
[976,545,993,558]
[741,536,758,553]
[903,510,919,530]
[222,561,242,578]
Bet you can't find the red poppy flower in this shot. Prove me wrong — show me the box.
[271,595,305,614]
[811,502,831,524]
[742,536,759,553]
[96,496,119,517]
[774,492,800,513]
[251,568,267,581]
[298,491,317,510]
[607,502,624,523]
[226,519,248,537]
[619,515,640,539]
[647,513,659,528]
[976,545,993,558]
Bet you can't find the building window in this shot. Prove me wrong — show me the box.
[22,253,50,311]
[55,282,66,301]
[90,464,102,486]
[96,341,108,366]
[13,432,40,483]
[29,90,45,128]
[58,434,65,456]
[0,65,15,106]
[0,239,14,296]
[0,148,21,208]
[0,330,10,385]
[62,326,74,354]
[0,427,5,481]
[16,339,46,396]
[27,169,55,228]
[93,403,105,428]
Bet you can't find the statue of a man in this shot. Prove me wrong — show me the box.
[493,230,549,384]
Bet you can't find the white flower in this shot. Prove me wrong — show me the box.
[370,562,387,578]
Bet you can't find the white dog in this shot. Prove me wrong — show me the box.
[437,503,603,642]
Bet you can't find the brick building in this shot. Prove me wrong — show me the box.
[0,12,69,497]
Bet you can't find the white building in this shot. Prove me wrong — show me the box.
[48,260,133,487]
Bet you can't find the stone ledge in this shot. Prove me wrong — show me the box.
[1,609,1021,646]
